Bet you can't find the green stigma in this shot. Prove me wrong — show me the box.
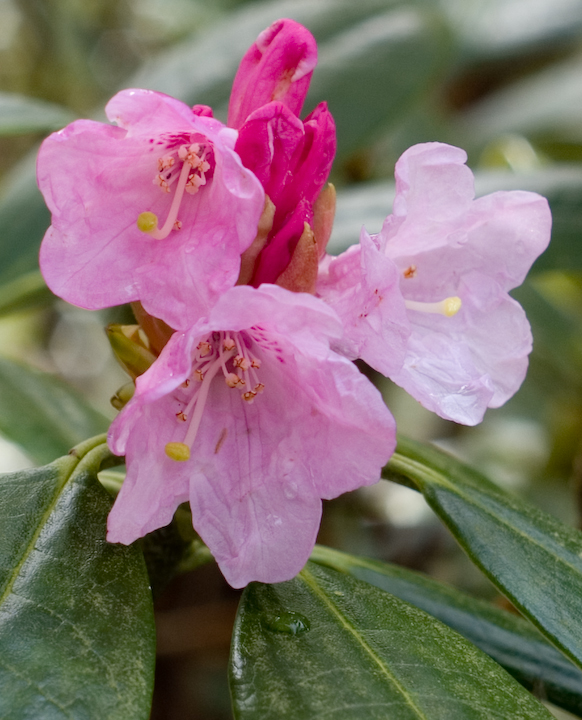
[137,211,158,233]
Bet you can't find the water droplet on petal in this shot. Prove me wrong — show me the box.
[265,611,310,636]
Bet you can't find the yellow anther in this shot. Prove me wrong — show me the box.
[137,212,158,233]
[223,338,236,351]
[243,391,257,403]
[165,442,190,461]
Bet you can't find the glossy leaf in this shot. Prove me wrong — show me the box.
[0,356,110,465]
[386,437,582,673]
[230,561,553,719]
[311,545,582,717]
[0,436,155,719]
[0,92,75,136]
[329,165,582,273]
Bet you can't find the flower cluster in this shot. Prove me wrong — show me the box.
[37,19,551,587]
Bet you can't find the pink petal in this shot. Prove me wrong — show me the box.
[317,230,410,376]
[228,19,317,129]
[235,101,305,204]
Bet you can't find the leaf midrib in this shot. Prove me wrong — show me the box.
[299,567,430,720]
[0,455,77,607]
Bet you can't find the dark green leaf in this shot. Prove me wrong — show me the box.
[0,93,75,136]
[311,545,582,717]
[230,561,553,719]
[0,436,155,719]
[0,356,110,464]
[386,437,582,673]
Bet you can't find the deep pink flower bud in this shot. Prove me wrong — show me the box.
[235,102,336,286]
[228,18,317,129]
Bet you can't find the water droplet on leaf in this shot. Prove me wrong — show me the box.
[265,611,310,636]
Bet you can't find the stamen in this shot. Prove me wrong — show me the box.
[166,330,267,463]
[137,160,192,240]
[404,296,462,318]
[183,357,223,447]
[165,442,190,461]
[197,341,212,357]
[225,372,241,388]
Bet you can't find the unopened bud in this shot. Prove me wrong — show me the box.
[106,323,157,380]
[110,381,135,410]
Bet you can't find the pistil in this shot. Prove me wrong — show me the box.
[404,296,462,317]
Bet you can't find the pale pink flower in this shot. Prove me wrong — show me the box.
[318,142,552,425]
[38,89,264,330]
[107,284,395,588]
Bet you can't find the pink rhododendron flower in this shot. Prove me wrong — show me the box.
[318,142,552,425]
[107,284,395,588]
[38,89,264,330]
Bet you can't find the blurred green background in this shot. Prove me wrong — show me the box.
[1,0,582,717]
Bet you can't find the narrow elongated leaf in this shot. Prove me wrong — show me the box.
[386,437,582,673]
[0,270,54,317]
[0,153,51,286]
[311,545,582,717]
[131,0,450,158]
[307,6,449,157]
[0,436,155,719]
[0,93,75,136]
[230,561,553,719]
[440,0,582,61]
[0,356,110,464]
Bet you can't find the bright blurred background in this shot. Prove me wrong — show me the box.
[1,0,582,717]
